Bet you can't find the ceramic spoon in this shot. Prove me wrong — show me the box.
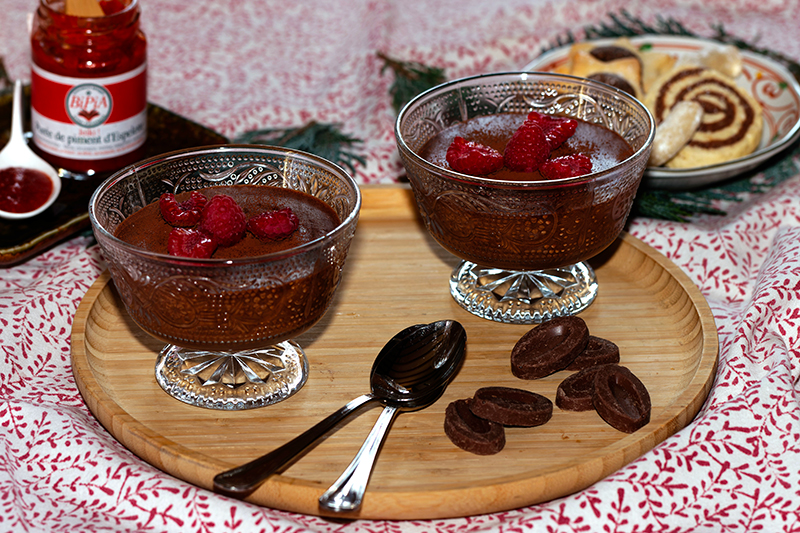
[0,80,61,219]
[213,320,467,500]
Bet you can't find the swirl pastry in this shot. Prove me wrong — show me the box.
[644,65,763,168]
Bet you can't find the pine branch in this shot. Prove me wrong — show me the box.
[633,190,729,222]
[583,10,696,40]
[235,121,366,176]
[378,51,447,113]
[542,10,697,53]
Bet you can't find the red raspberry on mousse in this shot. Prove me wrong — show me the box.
[198,194,247,247]
[248,207,300,241]
[525,111,578,150]
[445,136,504,176]
[167,228,217,258]
[540,154,593,180]
[159,190,208,227]
[503,119,550,173]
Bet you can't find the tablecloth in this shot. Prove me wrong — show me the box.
[2,0,800,531]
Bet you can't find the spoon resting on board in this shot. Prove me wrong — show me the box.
[0,81,61,220]
[212,320,467,500]
[318,320,466,513]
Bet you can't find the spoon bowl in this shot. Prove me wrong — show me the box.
[0,80,61,220]
[370,319,465,406]
[318,320,466,513]
[212,320,467,499]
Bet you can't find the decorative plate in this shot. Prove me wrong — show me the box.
[524,35,800,189]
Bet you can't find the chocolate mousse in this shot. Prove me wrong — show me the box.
[412,112,638,271]
[419,113,634,181]
[115,185,340,259]
[111,185,343,350]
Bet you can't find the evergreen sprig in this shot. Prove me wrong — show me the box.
[378,51,447,113]
[235,121,366,176]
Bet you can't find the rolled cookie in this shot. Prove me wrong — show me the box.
[644,65,762,169]
[555,365,606,411]
[511,316,590,379]
[567,335,621,371]
[647,100,704,167]
[444,399,505,455]
[470,386,553,427]
[592,364,651,433]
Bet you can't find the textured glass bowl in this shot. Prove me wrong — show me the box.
[89,145,361,409]
[395,72,654,324]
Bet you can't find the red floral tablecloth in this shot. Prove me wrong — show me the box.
[2,0,800,531]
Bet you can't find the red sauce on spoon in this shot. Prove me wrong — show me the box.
[0,167,54,214]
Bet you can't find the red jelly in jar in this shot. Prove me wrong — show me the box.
[30,0,147,175]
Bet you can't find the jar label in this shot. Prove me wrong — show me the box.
[31,63,147,161]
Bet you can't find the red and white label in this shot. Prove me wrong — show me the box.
[30,63,147,161]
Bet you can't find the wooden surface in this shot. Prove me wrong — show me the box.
[70,185,719,520]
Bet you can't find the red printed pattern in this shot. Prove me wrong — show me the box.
[2,0,800,531]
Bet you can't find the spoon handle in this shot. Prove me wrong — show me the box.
[9,81,25,147]
[213,393,376,498]
[318,404,400,513]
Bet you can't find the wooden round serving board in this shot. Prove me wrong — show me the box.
[71,185,718,520]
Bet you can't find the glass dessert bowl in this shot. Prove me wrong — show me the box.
[395,72,654,324]
[89,145,361,410]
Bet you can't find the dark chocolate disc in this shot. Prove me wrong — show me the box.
[511,316,590,379]
[470,386,553,427]
[444,399,505,455]
[589,45,639,62]
[556,365,606,411]
[587,72,637,97]
[592,364,651,433]
[567,335,621,371]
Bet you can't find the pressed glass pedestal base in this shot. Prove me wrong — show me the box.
[449,261,599,324]
[154,341,308,410]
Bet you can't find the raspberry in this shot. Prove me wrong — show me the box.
[159,191,208,227]
[540,154,593,180]
[526,111,578,150]
[198,194,247,247]
[503,120,550,173]
[248,207,300,241]
[445,136,504,176]
[167,228,217,258]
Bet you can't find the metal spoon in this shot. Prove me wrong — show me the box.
[0,80,61,220]
[212,320,466,500]
[318,371,449,512]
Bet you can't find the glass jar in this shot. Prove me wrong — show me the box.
[30,0,147,175]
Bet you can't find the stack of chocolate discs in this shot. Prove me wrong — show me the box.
[444,316,652,455]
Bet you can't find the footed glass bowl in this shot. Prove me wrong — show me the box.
[89,145,361,410]
[395,72,654,324]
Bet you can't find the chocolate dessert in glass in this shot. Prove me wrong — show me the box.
[395,72,654,324]
[89,145,361,409]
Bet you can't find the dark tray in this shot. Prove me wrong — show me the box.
[0,86,228,266]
